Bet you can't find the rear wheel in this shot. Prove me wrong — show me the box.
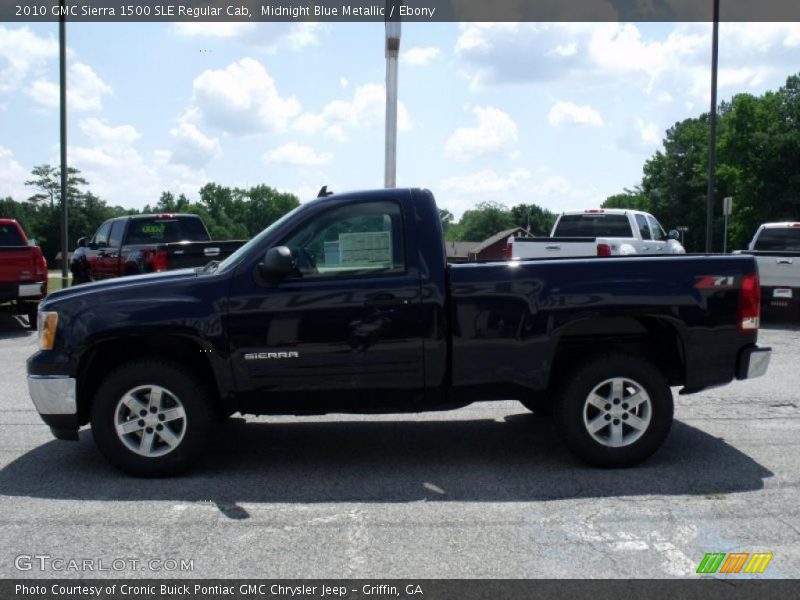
[90,360,214,476]
[556,354,673,468]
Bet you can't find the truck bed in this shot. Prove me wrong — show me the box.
[448,254,755,398]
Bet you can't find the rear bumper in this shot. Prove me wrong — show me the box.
[27,375,79,441]
[736,346,772,380]
[0,281,46,303]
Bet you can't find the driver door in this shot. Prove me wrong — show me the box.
[226,198,425,413]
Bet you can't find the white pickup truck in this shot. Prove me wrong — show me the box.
[736,222,800,315]
[506,209,685,259]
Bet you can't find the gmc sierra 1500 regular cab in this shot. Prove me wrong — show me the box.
[27,188,771,476]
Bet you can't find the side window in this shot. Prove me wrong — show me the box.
[635,214,652,240]
[281,200,406,279]
[108,221,125,248]
[647,215,666,242]
[93,221,112,247]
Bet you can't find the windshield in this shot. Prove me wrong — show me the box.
[215,203,306,274]
[754,227,800,251]
[0,223,25,246]
[126,216,210,244]
[554,214,633,238]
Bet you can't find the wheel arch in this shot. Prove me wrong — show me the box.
[75,334,231,425]
[549,315,686,394]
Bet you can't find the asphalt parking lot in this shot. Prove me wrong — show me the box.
[0,313,798,579]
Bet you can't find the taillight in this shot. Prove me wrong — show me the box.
[33,249,47,277]
[739,272,760,333]
[152,250,169,272]
[597,243,612,256]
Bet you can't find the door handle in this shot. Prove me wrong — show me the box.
[641,246,650,251]
[204,247,221,257]
[364,292,409,308]
[544,245,561,251]
[777,258,793,264]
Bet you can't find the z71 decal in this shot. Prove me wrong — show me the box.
[694,275,737,289]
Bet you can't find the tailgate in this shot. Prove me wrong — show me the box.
[0,246,37,283]
[164,240,246,269]
[750,252,800,291]
[510,237,597,258]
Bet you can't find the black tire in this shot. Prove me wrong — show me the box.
[556,354,673,468]
[90,359,214,477]
[519,395,554,417]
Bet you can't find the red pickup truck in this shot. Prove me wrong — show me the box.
[0,219,47,329]
[70,214,245,284]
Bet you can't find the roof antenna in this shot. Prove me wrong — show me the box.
[317,185,334,198]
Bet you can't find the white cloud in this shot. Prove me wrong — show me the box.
[339,76,348,88]
[445,106,518,161]
[401,46,442,66]
[0,146,30,200]
[438,167,599,217]
[173,23,321,52]
[70,118,208,209]
[441,167,531,195]
[264,142,332,167]
[27,63,112,112]
[0,26,58,94]
[548,101,604,127]
[79,118,141,145]
[292,83,411,142]
[455,22,800,101]
[191,58,301,136]
[617,118,663,154]
[168,113,222,168]
[636,119,661,146]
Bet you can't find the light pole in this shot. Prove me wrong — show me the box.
[384,6,401,188]
[705,0,720,253]
[59,0,69,288]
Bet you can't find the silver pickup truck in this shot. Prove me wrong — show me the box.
[736,222,800,316]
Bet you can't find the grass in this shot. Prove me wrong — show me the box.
[47,270,71,292]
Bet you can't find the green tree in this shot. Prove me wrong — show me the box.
[509,204,557,236]
[602,190,651,212]
[451,201,515,241]
[24,164,88,208]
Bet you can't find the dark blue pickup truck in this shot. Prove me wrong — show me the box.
[28,188,771,476]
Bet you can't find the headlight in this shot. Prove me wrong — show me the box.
[38,311,58,350]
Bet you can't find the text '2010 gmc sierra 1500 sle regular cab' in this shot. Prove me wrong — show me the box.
[27,188,771,476]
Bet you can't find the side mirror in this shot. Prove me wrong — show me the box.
[77,237,87,248]
[668,230,680,241]
[257,246,295,280]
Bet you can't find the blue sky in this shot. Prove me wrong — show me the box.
[1,21,799,217]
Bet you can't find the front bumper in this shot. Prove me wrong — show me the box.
[736,346,772,380]
[27,375,79,440]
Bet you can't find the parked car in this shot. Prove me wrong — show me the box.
[28,188,769,476]
[0,219,47,329]
[507,209,685,259]
[70,213,246,284]
[735,222,800,316]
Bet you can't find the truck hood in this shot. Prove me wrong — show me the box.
[42,269,198,310]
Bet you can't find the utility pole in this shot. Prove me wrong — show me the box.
[705,0,720,253]
[59,0,69,287]
[384,4,401,188]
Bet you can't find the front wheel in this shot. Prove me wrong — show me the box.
[556,354,673,468]
[91,360,214,476]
